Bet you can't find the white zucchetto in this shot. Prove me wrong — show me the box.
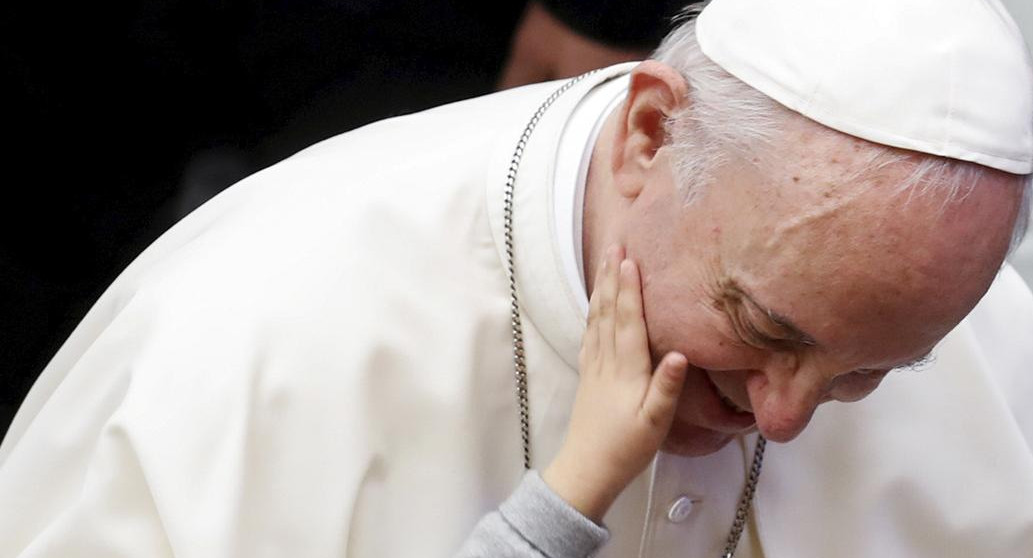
[696,0,1033,174]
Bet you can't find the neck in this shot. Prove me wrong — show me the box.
[582,108,624,297]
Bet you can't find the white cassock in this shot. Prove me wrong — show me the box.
[1,64,1031,558]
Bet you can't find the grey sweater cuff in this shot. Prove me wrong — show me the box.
[499,471,610,558]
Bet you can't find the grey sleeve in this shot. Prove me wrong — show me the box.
[454,471,610,558]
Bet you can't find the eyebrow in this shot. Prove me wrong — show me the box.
[722,279,818,347]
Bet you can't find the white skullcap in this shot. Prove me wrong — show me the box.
[695,0,1033,174]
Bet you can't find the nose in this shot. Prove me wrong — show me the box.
[747,351,842,442]
[744,357,890,442]
[744,356,828,443]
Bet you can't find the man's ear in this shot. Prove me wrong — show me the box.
[611,60,689,198]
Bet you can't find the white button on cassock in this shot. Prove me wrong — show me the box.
[638,445,757,558]
[666,496,696,523]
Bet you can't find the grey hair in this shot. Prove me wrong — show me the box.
[651,5,1033,254]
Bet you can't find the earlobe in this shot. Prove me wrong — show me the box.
[611,61,689,198]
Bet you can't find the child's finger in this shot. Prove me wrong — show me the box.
[615,259,650,377]
[640,352,688,430]
[591,246,622,361]
[582,263,605,369]
[586,252,606,327]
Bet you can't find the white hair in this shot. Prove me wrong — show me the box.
[651,5,1033,254]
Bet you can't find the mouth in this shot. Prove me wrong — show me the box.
[717,390,750,414]
[699,370,757,431]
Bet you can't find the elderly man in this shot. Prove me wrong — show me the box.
[1,0,1031,556]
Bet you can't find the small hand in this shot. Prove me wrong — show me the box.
[543,246,688,522]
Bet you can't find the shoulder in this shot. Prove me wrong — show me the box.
[965,264,1033,375]
[289,80,561,169]
[963,264,1033,444]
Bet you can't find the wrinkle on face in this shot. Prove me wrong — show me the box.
[764,184,867,253]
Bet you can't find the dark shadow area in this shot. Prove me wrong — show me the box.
[0,0,530,436]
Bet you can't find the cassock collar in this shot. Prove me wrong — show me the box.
[552,75,630,317]
[486,63,637,371]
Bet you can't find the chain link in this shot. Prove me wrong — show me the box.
[721,436,766,558]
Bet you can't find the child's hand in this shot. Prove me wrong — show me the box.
[543,246,688,523]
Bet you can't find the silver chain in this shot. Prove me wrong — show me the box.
[503,69,600,470]
[721,436,766,558]
[502,71,765,558]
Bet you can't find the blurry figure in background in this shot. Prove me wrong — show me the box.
[499,1,685,88]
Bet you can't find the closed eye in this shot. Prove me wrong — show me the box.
[715,278,817,352]
[725,304,798,352]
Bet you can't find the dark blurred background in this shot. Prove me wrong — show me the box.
[0,0,689,438]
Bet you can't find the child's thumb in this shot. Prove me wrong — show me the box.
[641,352,688,429]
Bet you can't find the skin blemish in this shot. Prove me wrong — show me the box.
[792,176,800,183]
